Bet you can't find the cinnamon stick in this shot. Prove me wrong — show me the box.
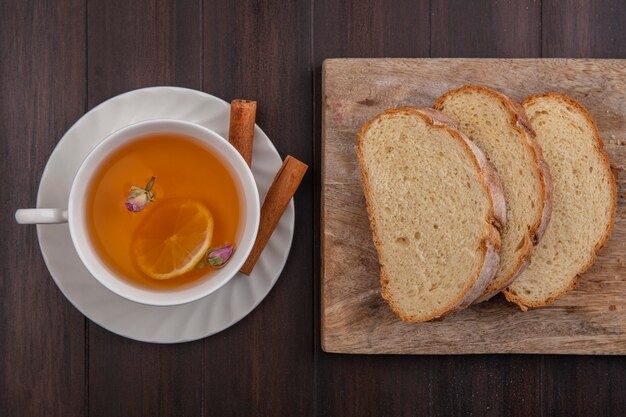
[228,99,257,167]
[240,155,308,275]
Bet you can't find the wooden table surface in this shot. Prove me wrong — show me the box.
[1,1,624,416]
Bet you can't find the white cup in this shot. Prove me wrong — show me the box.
[15,120,260,306]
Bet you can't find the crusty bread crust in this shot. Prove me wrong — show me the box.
[503,93,617,311]
[434,85,553,302]
[357,106,505,322]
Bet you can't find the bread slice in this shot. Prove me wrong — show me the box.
[434,86,553,303]
[503,94,616,310]
[357,107,506,322]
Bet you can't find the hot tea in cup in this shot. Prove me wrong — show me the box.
[16,120,260,306]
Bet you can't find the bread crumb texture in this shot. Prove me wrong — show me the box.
[506,94,615,309]
[435,86,547,299]
[358,108,498,321]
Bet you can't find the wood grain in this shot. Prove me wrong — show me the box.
[543,0,626,58]
[86,1,205,416]
[313,4,434,417]
[203,0,314,415]
[408,5,543,415]
[430,355,543,416]
[321,58,626,354]
[3,0,626,416]
[314,0,430,59]
[0,0,86,416]
[431,0,541,57]
[544,355,626,416]
[541,3,626,416]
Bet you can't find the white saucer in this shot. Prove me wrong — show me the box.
[36,87,294,343]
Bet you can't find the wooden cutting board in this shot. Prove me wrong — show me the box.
[321,58,626,354]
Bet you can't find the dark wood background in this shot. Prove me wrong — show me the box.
[1,0,624,416]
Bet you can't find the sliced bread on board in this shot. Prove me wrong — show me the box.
[434,86,553,302]
[504,94,616,310]
[357,107,506,322]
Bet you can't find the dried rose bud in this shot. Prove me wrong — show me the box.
[197,244,234,269]
[125,177,156,212]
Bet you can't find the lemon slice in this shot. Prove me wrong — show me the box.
[132,199,213,280]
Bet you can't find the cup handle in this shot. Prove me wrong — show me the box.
[15,209,68,224]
